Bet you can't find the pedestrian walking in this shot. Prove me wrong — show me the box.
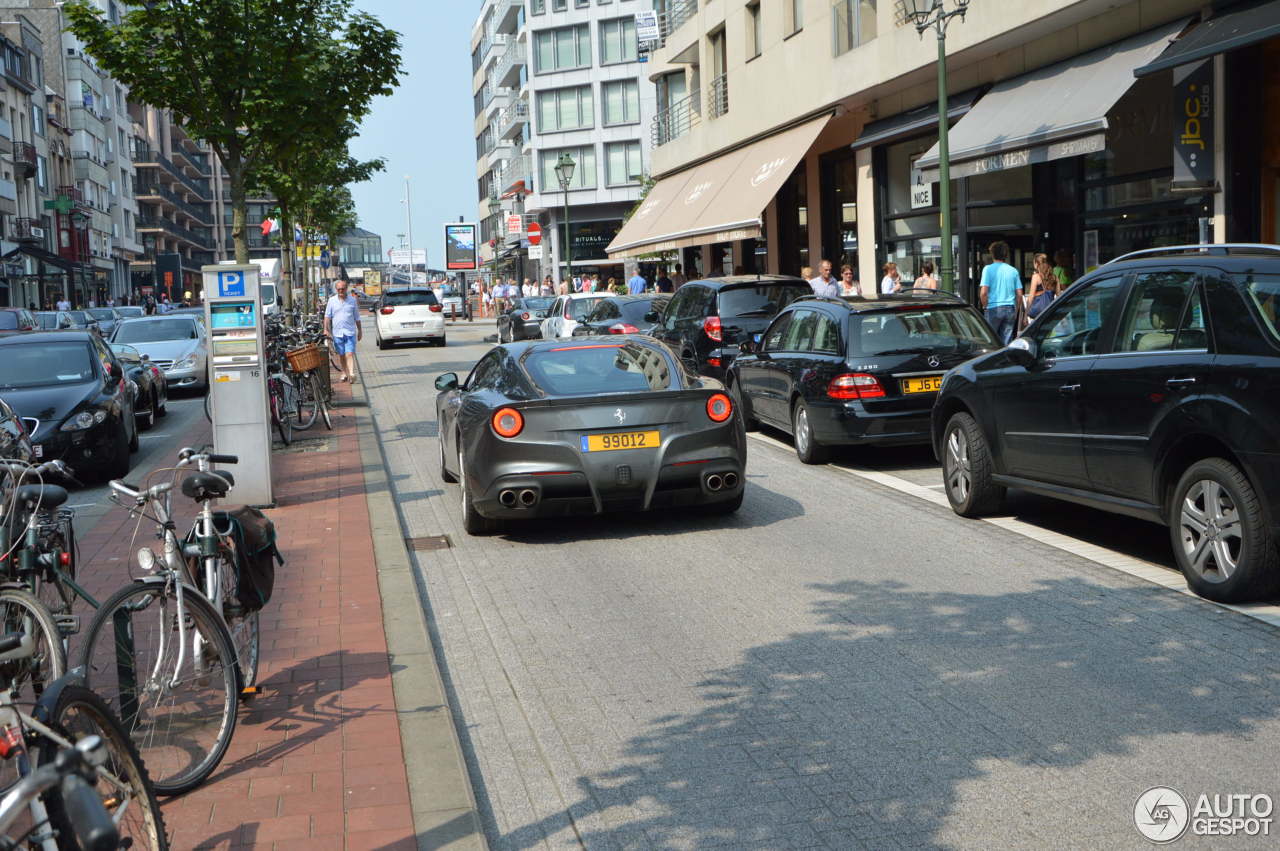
[655,268,674,293]
[671,263,688,289]
[979,241,1023,344]
[608,277,625,295]
[1052,249,1075,290]
[1024,253,1058,321]
[879,262,902,295]
[56,295,70,311]
[913,262,937,292]
[839,264,860,296]
[809,260,839,297]
[522,278,535,298]
[540,276,554,296]
[627,269,647,294]
[324,278,362,384]
[800,265,813,283]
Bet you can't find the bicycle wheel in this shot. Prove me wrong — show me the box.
[38,683,169,850]
[76,581,238,796]
[213,550,259,692]
[312,372,332,430]
[269,382,291,446]
[292,371,319,431]
[0,587,66,707]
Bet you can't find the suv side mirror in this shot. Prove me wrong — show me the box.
[434,372,459,392]
[643,310,659,323]
[739,338,757,355]
[108,362,123,380]
[1007,336,1038,367]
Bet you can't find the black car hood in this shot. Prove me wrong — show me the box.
[0,382,101,437]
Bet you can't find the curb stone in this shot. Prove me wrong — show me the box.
[349,374,488,850]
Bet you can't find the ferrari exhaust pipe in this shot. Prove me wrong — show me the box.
[518,489,538,507]
[499,489,517,507]
[723,472,739,490]
[705,474,723,492]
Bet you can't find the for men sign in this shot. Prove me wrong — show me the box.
[1172,59,1213,189]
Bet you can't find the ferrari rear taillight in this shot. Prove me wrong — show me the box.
[608,323,639,334]
[706,393,733,423]
[380,307,395,315]
[491,407,524,438]
[827,373,885,400]
[521,312,531,320]
[429,304,443,312]
[702,316,723,342]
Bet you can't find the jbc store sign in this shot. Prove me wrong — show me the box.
[1172,59,1213,187]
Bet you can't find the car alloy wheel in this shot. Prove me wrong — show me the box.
[941,412,1004,517]
[945,427,971,504]
[1179,478,1242,580]
[791,401,828,464]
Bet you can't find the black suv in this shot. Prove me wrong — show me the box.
[652,276,812,379]
[730,291,999,462]
[933,244,1280,603]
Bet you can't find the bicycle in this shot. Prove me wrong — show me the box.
[74,472,239,796]
[284,345,331,432]
[0,631,167,849]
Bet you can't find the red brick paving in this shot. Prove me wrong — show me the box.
[73,383,417,849]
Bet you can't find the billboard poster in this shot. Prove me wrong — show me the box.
[444,223,479,271]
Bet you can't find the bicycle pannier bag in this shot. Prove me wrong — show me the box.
[209,506,283,612]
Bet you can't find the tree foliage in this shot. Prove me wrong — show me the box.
[65,0,402,263]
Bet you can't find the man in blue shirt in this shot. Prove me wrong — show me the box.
[979,241,1023,344]
[627,270,648,294]
[324,278,362,383]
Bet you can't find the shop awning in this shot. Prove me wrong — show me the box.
[3,244,73,273]
[915,20,1187,183]
[607,114,831,258]
[851,88,983,151]
[1136,0,1280,77]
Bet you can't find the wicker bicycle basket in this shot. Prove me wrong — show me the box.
[285,343,324,373]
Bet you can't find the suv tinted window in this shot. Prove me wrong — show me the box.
[1241,272,1280,344]
[383,289,438,306]
[762,312,791,351]
[716,283,806,318]
[1116,270,1207,352]
[782,309,819,351]
[1033,276,1126,358]
[812,313,842,354]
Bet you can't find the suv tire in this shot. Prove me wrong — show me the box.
[1171,458,1280,603]
[729,378,757,432]
[792,400,829,465]
[942,412,1005,517]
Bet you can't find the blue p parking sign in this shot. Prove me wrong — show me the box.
[217,270,245,298]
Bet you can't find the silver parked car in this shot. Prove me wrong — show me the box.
[110,315,209,392]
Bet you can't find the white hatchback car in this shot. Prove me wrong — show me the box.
[540,293,611,340]
[374,288,446,348]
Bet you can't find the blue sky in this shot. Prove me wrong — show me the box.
[348,3,475,267]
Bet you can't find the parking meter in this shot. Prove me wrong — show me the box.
[202,264,273,506]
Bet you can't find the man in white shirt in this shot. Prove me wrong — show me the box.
[809,260,840,298]
[324,278,363,383]
[55,296,71,311]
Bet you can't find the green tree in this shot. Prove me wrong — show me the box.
[65,0,402,264]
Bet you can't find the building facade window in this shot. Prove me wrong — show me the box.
[787,0,803,33]
[540,145,596,191]
[602,79,640,126]
[833,0,876,55]
[30,103,43,137]
[600,17,637,64]
[553,0,567,11]
[537,85,594,133]
[36,155,47,192]
[746,2,762,59]
[604,140,642,186]
[534,24,592,73]
[531,0,545,13]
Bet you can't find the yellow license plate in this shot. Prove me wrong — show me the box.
[901,375,944,394]
[581,430,660,452]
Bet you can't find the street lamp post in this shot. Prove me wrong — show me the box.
[488,194,502,287]
[554,153,576,286]
[904,0,969,295]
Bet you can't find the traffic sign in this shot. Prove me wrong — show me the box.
[216,270,245,298]
[506,214,523,236]
[527,222,542,246]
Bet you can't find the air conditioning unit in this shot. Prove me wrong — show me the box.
[30,226,44,239]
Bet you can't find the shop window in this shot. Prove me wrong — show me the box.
[833,0,876,56]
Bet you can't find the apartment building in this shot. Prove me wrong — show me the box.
[612,0,1280,300]
[471,0,656,285]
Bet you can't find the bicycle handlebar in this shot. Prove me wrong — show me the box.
[108,479,172,504]
[176,446,238,466]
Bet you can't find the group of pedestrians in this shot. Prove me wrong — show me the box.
[979,243,1073,344]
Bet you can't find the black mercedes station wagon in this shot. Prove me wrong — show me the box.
[729,291,999,463]
[933,244,1280,603]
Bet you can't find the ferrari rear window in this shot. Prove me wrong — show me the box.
[524,344,674,396]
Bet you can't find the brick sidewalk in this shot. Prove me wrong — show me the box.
[74,383,419,850]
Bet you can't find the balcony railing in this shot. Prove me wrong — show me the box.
[498,154,532,192]
[57,185,85,205]
[496,100,528,140]
[136,213,211,248]
[651,90,701,147]
[493,42,526,87]
[11,218,45,243]
[12,141,37,177]
[134,179,211,225]
[707,73,729,119]
[655,0,698,45]
[132,146,211,199]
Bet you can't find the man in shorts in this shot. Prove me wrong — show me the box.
[324,278,363,383]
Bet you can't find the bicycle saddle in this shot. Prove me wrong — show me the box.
[15,484,68,510]
[181,472,231,502]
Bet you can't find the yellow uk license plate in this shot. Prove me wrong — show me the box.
[901,375,944,394]
[581,430,660,452]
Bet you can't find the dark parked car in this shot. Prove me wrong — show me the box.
[0,307,37,331]
[110,343,168,431]
[435,336,746,534]
[86,307,122,337]
[496,296,555,342]
[652,275,812,379]
[933,244,1280,603]
[730,291,1000,463]
[572,295,671,337]
[0,331,137,480]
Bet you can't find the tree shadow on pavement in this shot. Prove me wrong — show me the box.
[498,578,1280,849]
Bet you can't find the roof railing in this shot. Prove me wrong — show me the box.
[1107,243,1280,265]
